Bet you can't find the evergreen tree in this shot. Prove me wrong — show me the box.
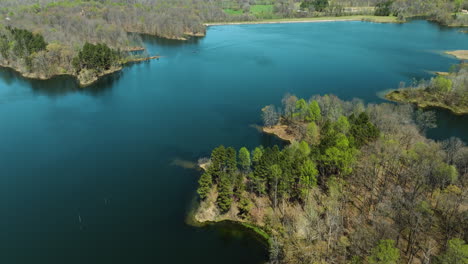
[349,112,380,148]
[225,147,237,175]
[210,145,226,182]
[217,172,233,213]
[197,172,212,200]
[251,146,264,166]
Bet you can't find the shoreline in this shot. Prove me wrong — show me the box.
[204,15,400,26]
[0,56,160,87]
[446,50,468,60]
[385,90,468,115]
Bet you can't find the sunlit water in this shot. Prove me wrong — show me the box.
[0,20,466,264]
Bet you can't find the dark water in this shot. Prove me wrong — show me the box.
[0,20,466,264]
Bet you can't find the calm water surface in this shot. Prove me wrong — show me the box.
[0,20,467,264]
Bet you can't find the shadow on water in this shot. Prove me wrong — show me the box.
[0,66,122,97]
[139,34,203,47]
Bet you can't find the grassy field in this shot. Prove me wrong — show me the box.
[223,8,243,15]
[250,4,274,18]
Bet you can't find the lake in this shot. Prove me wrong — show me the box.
[0,20,466,264]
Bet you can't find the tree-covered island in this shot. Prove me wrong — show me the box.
[0,0,467,86]
[194,94,468,264]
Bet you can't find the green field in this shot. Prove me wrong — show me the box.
[223,8,243,15]
[250,4,274,17]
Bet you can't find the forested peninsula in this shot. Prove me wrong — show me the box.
[1,0,467,86]
[386,62,468,115]
[193,94,468,264]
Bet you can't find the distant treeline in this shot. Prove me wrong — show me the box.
[0,0,465,82]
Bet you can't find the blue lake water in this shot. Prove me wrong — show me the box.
[0,20,466,264]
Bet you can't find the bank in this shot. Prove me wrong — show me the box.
[204,15,400,26]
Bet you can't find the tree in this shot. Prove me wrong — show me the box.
[270,164,282,208]
[375,1,393,16]
[430,76,453,93]
[319,133,357,176]
[415,109,437,132]
[313,0,329,12]
[217,172,233,213]
[436,238,468,264]
[238,147,251,172]
[197,172,212,200]
[262,105,280,127]
[282,94,298,120]
[349,112,380,148]
[305,100,321,122]
[210,145,227,181]
[73,42,120,73]
[252,146,264,165]
[225,147,237,175]
[306,122,320,145]
[298,159,318,200]
[334,115,350,135]
[294,99,308,121]
[368,240,400,264]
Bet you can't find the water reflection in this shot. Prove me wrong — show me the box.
[0,66,121,97]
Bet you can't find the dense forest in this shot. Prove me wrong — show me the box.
[386,63,468,115]
[195,94,468,263]
[0,0,466,84]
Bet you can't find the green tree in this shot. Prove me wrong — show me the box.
[298,159,318,200]
[319,133,357,176]
[436,238,468,264]
[305,100,321,122]
[368,240,400,264]
[269,164,282,208]
[313,0,329,11]
[73,42,120,73]
[375,1,393,16]
[430,76,453,93]
[238,147,251,172]
[197,172,212,200]
[210,145,227,181]
[252,146,264,165]
[225,147,237,175]
[294,98,308,121]
[306,122,320,145]
[349,112,380,148]
[217,172,233,213]
[334,115,350,135]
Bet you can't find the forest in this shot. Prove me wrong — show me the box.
[195,94,468,264]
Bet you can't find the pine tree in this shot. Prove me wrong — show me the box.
[225,147,237,175]
[210,145,226,182]
[217,172,233,213]
[197,172,212,200]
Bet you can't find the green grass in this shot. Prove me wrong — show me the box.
[223,8,243,15]
[241,222,271,242]
[250,4,274,17]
